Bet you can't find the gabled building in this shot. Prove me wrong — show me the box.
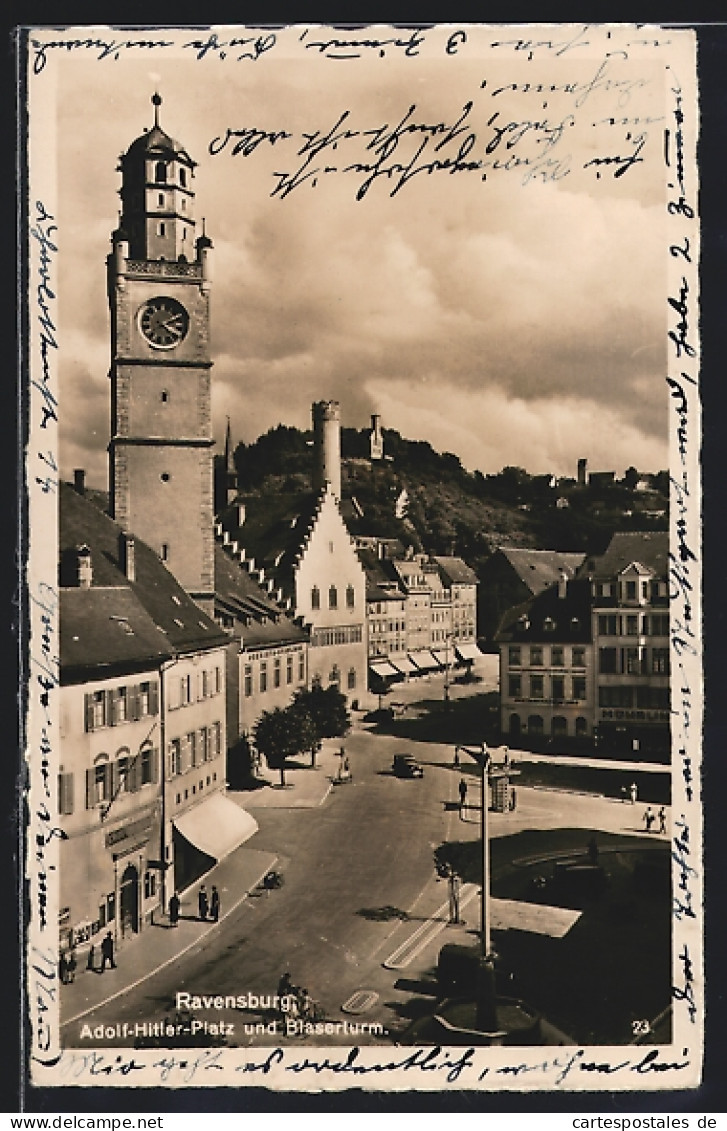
[495,570,594,745]
[579,531,670,754]
[478,547,586,643]
[58,480,242,955]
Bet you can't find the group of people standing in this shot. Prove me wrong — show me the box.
[167,884,221,926]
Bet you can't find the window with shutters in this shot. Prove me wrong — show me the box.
[140,744,155,786]
[87,757,111,807]
[286,655,293,684]
[274,658,281,688]
[215,666,222,694]
[113,687,128,724]
[58,772,74,815]
[187,731,197,770]
[260,662,268,693]
[200,727,209,762]
[169,739,182,777]
[298,652,305,682]
[85,690,106,731]
[244,664,253,697]
[211,721,221,759]
[117,754,131,793]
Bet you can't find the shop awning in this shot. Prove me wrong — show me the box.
[173,792,258,862]
[390,655,417,674]
[409,650,440,671]
[369,659,401,680]
[455,642,483,663]
[431,649,451,668]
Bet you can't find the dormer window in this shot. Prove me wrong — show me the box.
[571,617,580,630]
[543,617,555,632]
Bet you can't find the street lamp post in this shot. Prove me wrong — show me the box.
[476,748,498,1032]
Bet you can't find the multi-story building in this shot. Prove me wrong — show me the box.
[59,480,237,953]
[580,531,670,754]
[496,531,670,754]
[214,540,309,757]
[496,570,593,745]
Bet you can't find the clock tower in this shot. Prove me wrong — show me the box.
[108,94,215,613]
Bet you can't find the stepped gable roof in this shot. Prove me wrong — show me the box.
[59,482,226,679]
[496,548,586,594]
[218,489,330,600]
[431,555,478,586]
[214,544,308,648]
[495,578,593,645]
[579,531,668,579]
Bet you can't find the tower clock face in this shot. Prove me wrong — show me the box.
[138,296,189,348]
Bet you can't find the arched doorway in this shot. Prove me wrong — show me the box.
[509,713,521,737]
[120,863,139,935]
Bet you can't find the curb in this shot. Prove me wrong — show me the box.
[61,856,277,1029]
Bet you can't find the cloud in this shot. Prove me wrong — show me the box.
[54,44,670,489]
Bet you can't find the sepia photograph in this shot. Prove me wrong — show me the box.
[22,22,702,1094]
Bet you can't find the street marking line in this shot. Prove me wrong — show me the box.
[60,857,277,1029]
[382,884,479,970]
[341,990,379,1014]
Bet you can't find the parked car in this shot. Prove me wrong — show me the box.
[392,754,424,778]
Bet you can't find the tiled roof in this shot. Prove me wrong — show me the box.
[431,556,479,586]
[214,545,308,648]
[496,548,586,594]
[59,483,227,680]
[495,580,593,644]
[578,531,668,579]
[217,491,322,602]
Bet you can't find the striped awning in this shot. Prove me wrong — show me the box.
[391,655,417,674]
[455,642,483,663]
[431,649,450,667]
[370,659,400,680]
[409,650,440,671]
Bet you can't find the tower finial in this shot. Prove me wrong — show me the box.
[152,91,162,128]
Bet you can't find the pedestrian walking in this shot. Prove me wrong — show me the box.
[453,748,460,770]
[87,945,95,972]
[210,886,220,922]
[458,777,468,810]
[643,805,655,833]
[100,931,116,972]
[446,865,461,924]
[658,806,667,835]
[343,755,352,782]
[629,782,638,805]
[66,950,77,983]
[169,891,180,927]
[198,884,209,921]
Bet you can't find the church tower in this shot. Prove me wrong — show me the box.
[107,94,215,614]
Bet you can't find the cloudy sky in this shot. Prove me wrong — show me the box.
[34,24,682,488]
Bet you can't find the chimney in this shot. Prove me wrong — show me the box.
[557,568,568,599]
[77,545,92,588]
[74,469,86,495]
[312,400,341,500]
[577,458,587,486]
[120,532,136,582]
